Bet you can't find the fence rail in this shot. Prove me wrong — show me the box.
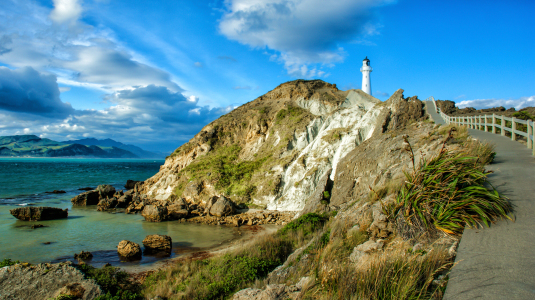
[430,98,535,155]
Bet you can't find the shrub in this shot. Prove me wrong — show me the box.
[278,213,329,236]
[0,258,20,268]
[392,147,512,237]
[77,264,142,300]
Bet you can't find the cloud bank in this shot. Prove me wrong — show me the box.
[219,0,394,77]
[457,96,535,110]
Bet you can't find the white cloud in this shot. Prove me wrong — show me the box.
[50,0,83,24]
[457,96,535,110]
[219,0,395,77]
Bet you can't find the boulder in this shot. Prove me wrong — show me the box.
[96,185,116,199]
[142,205,168,222]
[204,196,218,215]
[298,168,332,217]
[142,234,172,254]
[10,207,68,221]
[74,251,93,261]
[209,196,235,217]
[78,187,94,191]
[117,240,142,260]
[71,190,100,206]
[125,180,143,190]
[167,204,189,220]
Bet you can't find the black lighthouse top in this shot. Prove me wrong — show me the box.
[363,56,370,66]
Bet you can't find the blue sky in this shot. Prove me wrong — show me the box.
[0,0,533,152]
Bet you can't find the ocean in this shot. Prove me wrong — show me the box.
[0,158,236,268]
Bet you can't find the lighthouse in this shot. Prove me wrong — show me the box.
[360,56,372,95]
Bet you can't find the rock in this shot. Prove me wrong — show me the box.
[30,224,46,229]
[142,205,168,222]
[350,240,384,264]
[74,251,93,261]
[298,168,332,217]
[368,204,394,239]
[233,283,302,300]
[97,197,118,211]
[71,190,100,206]
[209,196,236,217]
[116,194,133,208]
[125,180,143,190]
[45,190,66,194]
[167,205,189,220]
[117,240,142,260]
[204,195,218,214]
[54,283,86,299]
[412,243,425,252]
[0,261,102,300]
[96,184,116,199]
[10,207,68,221]
[78,187,94,191]
[142,234,172,254]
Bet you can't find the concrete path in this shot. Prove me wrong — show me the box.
[425,102,535,299]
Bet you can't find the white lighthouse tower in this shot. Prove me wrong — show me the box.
[360,56,372,95]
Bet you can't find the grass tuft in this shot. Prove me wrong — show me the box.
[391,145,512,237]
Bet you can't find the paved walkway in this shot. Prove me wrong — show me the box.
[425,102,535,299]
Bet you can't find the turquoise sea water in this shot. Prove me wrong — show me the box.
[0,158,236,267]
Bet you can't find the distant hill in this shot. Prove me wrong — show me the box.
[62,138,165,158]
[0,135,139,158]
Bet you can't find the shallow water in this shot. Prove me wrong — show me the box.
[0,158,236,267]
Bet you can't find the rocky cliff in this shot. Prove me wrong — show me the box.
[141,80,427,213]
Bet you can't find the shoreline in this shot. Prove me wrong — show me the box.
[122,224,281,277]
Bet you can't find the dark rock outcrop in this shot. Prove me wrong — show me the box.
[0,262,103,300]
[117,240,142,260]
[71,190,100,206]
[125,180,143,190]
[10,207,68,221]
[74,251,93,262]
[375,90,427,134]
[143,234,172,254]
[299,168,333,217]
[96,184,116,199]
[45,190,66,194]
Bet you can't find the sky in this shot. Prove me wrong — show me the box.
[0,0,533,152]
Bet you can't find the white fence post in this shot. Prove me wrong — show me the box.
[492,114,496,134]
[528,120,532,149]
[501,115,506,136]
[484,115,488,132]
[512,117,516,141]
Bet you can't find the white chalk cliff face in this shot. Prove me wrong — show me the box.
[141,80,384,212]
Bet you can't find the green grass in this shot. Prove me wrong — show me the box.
[275,106,305,124]
[143,212,332,299]
[278,213,329,236]
[392,147,512,236]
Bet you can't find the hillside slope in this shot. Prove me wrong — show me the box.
[141,80,426,211]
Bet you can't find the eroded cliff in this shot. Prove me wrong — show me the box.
[141,80,424,212]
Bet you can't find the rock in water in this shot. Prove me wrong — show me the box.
[74,251,93,261]
[71,190,100,206]
[143,234,172,254]
[10,207,68,221]
[45,190,66,194]
[117,240,142,260]
[141,205,168,222]
[209,196,236,217]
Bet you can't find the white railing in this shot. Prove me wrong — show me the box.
[438,108,535,155]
